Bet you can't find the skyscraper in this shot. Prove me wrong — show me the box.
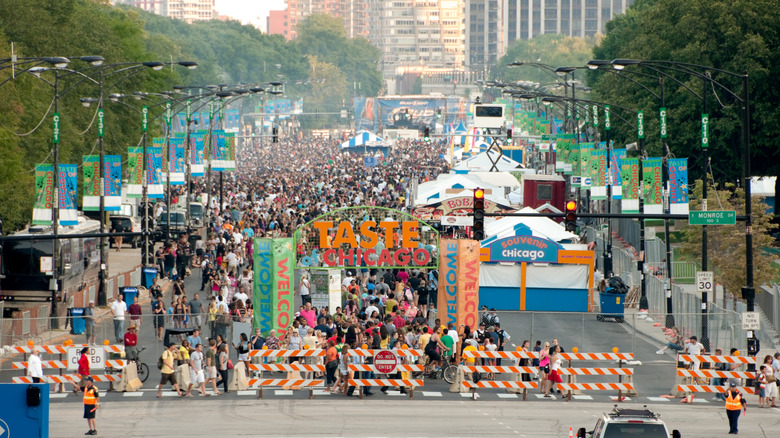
[112,0,216,24]
[286,0,369,39]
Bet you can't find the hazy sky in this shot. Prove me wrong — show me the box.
[214,0,286,32]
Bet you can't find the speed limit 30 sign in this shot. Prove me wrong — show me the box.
[696,271,714,293]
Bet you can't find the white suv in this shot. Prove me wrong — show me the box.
[577,406,681,438]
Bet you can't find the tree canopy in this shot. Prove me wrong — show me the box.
[0,2,382,231]
[588,0,780,186]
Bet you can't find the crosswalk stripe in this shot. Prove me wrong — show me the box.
[497,393,518,399]
[274,390,294,396]
[422,391,442,397]
[123,392,144,397]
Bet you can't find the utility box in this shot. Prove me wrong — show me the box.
[0,383,49,437]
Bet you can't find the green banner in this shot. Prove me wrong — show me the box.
[620,157,640,213]
[224,132,236,171]
[272,238,295,333]
[578,143,593,189]
[589,149,608,200]
[33,164,54,225]
[82,155,100,211]
[128,147,143,187]
[643,157,664,213]
[253,238,273,335]
[558,134,575,174]
[571,143,582,185]
[660,107,667,139]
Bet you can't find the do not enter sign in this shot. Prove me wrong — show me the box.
[374,350,398,374]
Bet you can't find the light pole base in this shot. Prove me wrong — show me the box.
[665,314,675,329]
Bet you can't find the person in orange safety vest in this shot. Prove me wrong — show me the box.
[725,382,747,434]
[83,376,100,435]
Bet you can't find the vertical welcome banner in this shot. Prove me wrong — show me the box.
[191,131,205,177]
[610,149,626,199]
[169,137,185,185]
[643,158,663,214]
[82,155,100,211]
[147,146,164,199]
[590,149,607,200]
[669,158,690,214]
[127,147,143,198]
[105,155,121,211]
[253,238,273,335]
[212,130,225,171]
[59,164,78,226]
[456,240,479,331]
[272,238,295,332]
[224,132,236,171]
[437,239,459,328]
[620,157,640,213]
[33,164,55,225]
[558,134,574,173]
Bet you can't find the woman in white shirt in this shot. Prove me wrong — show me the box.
[28,348,43,383]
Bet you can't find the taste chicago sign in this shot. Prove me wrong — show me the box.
[296,207,439,269]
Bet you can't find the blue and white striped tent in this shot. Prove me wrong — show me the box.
[340,130,386,148]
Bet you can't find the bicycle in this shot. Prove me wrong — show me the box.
[128,346,150,383]
[416,354,458,384]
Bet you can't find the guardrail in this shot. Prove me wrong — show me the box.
[247,348,326,399]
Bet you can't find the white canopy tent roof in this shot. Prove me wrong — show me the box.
[453,150,523,172]
[340,130,390,148]
[413,174,512,207]
[479,207,578,247]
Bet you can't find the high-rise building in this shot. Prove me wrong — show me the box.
[268,10,292,40]
[112,0,215,24]
[286,0,369,39]
[368,1,466,78]
[466,0,634,70]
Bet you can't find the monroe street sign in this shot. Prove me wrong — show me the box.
[688,210,736,225]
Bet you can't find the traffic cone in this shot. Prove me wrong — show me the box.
[569,426,573,438]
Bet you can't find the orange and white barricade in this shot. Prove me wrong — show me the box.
[675,354,756,401]
[346,349,424,399]
[460,351,539,400]
[247,349,326,398]
[555,352,636,401]
[12,374,122,384]
[11,344,126,392]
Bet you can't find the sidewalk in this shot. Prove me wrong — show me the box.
[0,246,170,365]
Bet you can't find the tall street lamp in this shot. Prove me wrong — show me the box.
[21,55,105,327]
[608,59,753,356]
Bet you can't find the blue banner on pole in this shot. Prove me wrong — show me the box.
[147,146,164,199]
[59,164,78,226]
[669,158,689,214]
[104,155,121,211]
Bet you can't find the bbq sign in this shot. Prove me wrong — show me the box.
[297,207,439,269]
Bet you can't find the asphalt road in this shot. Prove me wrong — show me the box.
[48,399,780,437]
[0,263,697,406]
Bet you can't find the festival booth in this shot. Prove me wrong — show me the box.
[411,174,516,224]
[477,209,594,312]
[340,130,392,157]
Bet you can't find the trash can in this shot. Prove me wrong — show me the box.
[120,287,139,311]
[69,307,86,335]
[597,288,626,322]
[142,267,158,289]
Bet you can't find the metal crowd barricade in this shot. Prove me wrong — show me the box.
[247,348,326,399]
[675,354,756,396]
[555,352,636,402]
[460,351,538,400]
[347,349,424,399]
[10,344,126,390]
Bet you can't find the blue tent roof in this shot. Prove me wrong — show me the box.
[340,130,386,148]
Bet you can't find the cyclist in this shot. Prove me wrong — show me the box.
[424,334,450,372]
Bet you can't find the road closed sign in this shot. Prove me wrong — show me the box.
[67,347,105,370]
[373,350,398,374]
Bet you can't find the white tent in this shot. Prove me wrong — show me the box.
[414,174,511,207]
[479,206,578,246]
[453,150,523,172]
[340,130,388,148]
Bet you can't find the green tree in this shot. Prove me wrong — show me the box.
[677,180,777,302]
[493,34,597,85]
[589,0,780,187]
